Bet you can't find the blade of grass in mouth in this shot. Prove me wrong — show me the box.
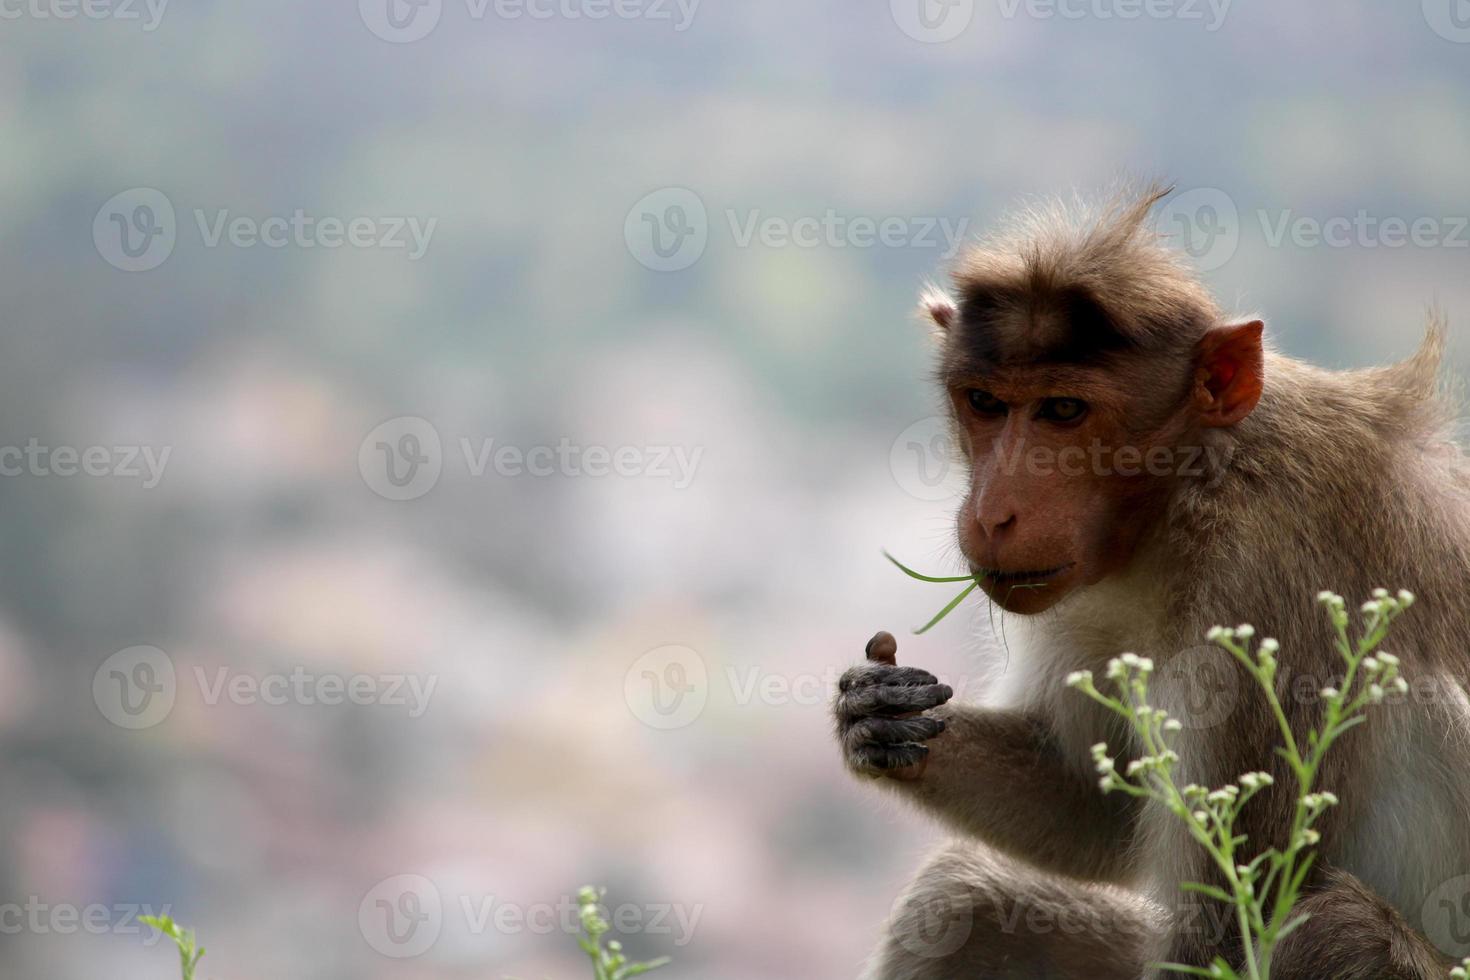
[884,550,1048,633]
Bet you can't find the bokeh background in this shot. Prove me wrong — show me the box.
[2,1,1468,977]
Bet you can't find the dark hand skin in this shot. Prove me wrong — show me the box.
[834,631,953,781]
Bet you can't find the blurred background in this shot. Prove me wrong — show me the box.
[1,1,1468,977]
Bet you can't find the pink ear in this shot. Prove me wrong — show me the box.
[920,287,957,332]
[1194,320,1265,427]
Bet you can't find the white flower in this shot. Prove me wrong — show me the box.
[1066,670,1093,688]
[1321,686,1340,700]
[1398,590,1416,606]
[1235,624,1255,638]
[1260,638,1280,654]
[1164,719,1183,732]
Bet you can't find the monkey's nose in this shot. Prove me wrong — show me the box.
[980,513,1018,544]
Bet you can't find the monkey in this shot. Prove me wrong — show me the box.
[834,184,1470,979]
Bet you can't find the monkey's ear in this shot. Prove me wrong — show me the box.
[1193,320,1265,427]
[920,287,957,334]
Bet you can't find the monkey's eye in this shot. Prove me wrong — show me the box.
[1038,398,1089,424]
[966,389,1008,417]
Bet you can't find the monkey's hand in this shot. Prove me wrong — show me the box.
[834,631,953,780]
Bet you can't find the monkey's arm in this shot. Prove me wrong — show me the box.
[900,702,1138,882]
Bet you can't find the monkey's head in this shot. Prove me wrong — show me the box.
[924,188,1265,615]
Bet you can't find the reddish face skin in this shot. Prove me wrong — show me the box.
[943,321,1265,615]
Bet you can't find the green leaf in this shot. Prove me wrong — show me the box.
[1276,912,1312,943]
[617,957,672,977]
[1179,881,1234,904]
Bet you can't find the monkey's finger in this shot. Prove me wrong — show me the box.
[837,662,939,693]
[865,631,898,665]
[847,741,929,775]
[836,682,953,721]
[846,715,947,746]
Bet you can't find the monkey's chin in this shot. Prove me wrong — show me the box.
[975,565,1077,615]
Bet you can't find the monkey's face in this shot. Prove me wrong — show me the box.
[934,311,1264,616]
[918,198,1267,616]
[946,367,1174,615]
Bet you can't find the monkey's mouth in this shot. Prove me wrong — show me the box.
[974,564,1075,586]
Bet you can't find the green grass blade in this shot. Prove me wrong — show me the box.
[914,580,979,634]
[883,551,976,583]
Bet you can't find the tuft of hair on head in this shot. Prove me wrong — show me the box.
[940,181,1225,361]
